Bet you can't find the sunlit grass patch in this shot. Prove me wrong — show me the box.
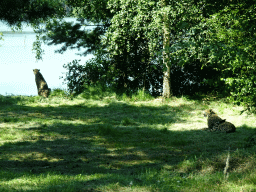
[0,172,110,192]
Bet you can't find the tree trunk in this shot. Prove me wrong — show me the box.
[162,0,172,98]
[162,64,171,98]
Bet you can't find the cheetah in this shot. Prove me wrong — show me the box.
[203,109,236,133]
[203,109,226,130]
[33,69,51,98]
[211,121,236,133]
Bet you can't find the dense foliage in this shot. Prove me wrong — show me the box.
[1,0,256,109]
[190,0,256,109]
[0,0,66,26]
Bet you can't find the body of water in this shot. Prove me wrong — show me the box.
[0,19,92,96]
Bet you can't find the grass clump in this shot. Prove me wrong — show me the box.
[131,89,154,101]
[0,95,23,105]
[49,88,69,98]
[121,117,136,126]
[79,85,116,100]
[97,124,119,137]
[0,93,256,191]
[119,89,154,102]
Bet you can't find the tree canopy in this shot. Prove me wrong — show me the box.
[0,0,66,25]
[2,0,256,110]
[190,0,256,109]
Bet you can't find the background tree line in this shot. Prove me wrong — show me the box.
[1,0,256,110]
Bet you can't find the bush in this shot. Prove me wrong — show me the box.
[0,95,19,105]
[226,75,256,112]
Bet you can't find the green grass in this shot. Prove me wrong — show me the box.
[0,93,256,191]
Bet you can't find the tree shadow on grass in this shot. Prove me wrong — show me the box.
[0,100,256,191]
[0,100,190,126]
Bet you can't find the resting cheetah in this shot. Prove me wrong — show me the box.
[203,109,226,130]
[204,109,236,133]
[211,121,236,133]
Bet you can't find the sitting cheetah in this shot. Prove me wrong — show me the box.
[203,109,226,130]
[33,69,51,98]
[204,109,236,133]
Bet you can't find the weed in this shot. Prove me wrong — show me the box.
[131,89,154,101]
[50,88,69,98]
[121,117,136,126]
[2,117,19,123]
[97,124,119,137]
[79,85,116,100]
[160,127,168,133]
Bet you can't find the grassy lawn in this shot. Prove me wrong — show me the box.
[0,94,256,191]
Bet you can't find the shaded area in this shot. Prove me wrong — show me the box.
[0,97,256,191]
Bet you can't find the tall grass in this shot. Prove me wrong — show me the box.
[119,89,154,102]
[78,86,153,102]
[0,90,256,191]
[79,85,116,100]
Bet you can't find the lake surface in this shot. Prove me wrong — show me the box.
[0,19,92,96]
